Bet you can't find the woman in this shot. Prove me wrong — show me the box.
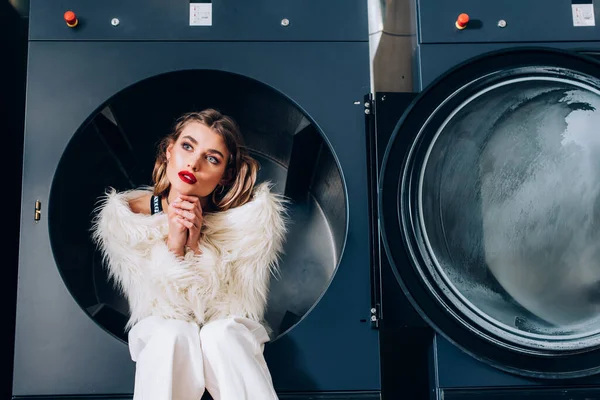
[91,108,288,400]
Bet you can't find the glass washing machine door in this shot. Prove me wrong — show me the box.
[380,47,600,378]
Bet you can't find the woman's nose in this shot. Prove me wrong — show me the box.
[188,156,202,171]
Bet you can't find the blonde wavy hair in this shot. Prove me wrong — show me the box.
[152,109,259,211]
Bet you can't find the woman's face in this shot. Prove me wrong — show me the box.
[166,121,231,200]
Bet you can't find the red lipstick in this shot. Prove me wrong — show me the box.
[178,170,197,184]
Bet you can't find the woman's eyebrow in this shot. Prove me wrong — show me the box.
[182,135,198,144]
[207,149,225,158]
[182,136,224,158]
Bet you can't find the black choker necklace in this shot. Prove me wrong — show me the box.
[150,195,163,215]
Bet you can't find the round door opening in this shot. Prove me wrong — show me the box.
[382,48,600,377]
[419,75,600,347]
[48,69,347,342]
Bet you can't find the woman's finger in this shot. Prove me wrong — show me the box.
[174,208,195,219]
[172,201,203,217]
[171,216,188,231]
[174,211,198,227]
[171,201,194,210]
[178,217,195,229]
[176,209,197,221]
[178,195,203,214]
[173,203,202,218]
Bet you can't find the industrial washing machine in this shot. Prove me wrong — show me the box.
[12,1,381,398]
[376,0,600,398]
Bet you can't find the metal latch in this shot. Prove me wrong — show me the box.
[34,200,41,222]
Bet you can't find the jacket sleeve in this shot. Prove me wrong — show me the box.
[90,189,208,328]
[202,183,289,323]
[90,189,152,300]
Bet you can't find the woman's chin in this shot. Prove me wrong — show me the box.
[170,182,212,198]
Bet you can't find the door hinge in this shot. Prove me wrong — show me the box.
[370,303,380,329]
[364,96,374,116]
[34,200,41,222]
[364,92,381,330]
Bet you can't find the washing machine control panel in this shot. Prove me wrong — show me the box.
[29,0,367,42]
[418,0,600,43]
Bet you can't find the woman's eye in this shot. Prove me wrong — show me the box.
[207,156,218,164]
[182,142,192,151]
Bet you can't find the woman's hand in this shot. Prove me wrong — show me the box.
[166,195,188,257]
[171,195,204,255]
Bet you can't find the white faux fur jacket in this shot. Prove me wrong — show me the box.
[91,182,288,333]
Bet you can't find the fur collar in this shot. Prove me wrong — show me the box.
[91,182,288,333]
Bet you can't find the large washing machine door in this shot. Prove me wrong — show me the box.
[380,47,600,379]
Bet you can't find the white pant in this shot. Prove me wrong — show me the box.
[128,316,279,400]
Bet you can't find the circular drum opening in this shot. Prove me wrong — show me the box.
[48,70,346,342]
[381,48,600,378]
[419,75,600,347]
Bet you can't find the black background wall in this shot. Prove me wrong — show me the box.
[1,2,27,399]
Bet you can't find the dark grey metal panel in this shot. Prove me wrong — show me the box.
[431,335,536,390]
[29,0,368,42]
[432,335,600,390]
[14,40,376,396]
[416,42,600,90]
[417,0,600,44]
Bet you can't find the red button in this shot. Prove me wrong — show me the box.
[455,13,469,30]
[64,10,78,27]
